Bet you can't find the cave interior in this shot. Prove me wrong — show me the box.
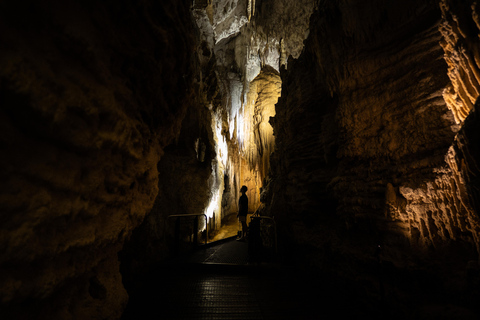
[1,0,480,319]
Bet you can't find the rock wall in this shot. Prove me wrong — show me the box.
[439,0,480,215]
[120,46,223,283]
[241,66,281,203]
[440,0,480,123]
[265,0,480,281]
[0,0,197,318]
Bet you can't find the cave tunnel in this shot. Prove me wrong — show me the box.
[1,0,480,319]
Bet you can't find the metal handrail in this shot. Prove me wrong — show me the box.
[250,215,277,253]
[165,213,208,245]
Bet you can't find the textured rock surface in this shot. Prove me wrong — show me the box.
[254,0,316,61]
[264,0,480,294]
[120,49,223,281]
[242,66,281,198]
[440,0,480,123]
[0,0,197,318]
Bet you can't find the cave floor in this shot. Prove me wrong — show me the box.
[122,238,391,320]
[209,214,240,243]
[121,237,480,320]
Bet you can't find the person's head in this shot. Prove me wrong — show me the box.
[240,185,248,194]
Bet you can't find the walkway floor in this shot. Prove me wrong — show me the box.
[187,237,249,265]
[121,238,387,320]
[209,214,239,243]
[121,233,480,320]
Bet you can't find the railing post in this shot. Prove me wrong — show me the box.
[166,213,209,250]
[204,214,207,245]
[248,216,262,263]
[193,215,199,246]
[174,217,180,254]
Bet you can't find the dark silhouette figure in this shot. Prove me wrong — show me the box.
[237,185,248,240]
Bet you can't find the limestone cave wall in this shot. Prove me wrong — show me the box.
[264,0,480,281]
[120,43,223,283]
[439,0,480,219]
[0,0,198,318]
[440,0,480,123]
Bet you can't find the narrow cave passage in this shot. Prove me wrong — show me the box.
[121,242,381,320]
[2,1,480,319]
[121,1,480,319]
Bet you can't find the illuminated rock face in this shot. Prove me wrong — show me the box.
[265,0,480,274]
[240,66,281,210]
[0,0,197,318]
[253,0,316,62]
[245,66,281,179]
[192,0,314,215]
[440,1,480,123]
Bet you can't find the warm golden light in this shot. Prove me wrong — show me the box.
[203,69,281,221]
[240,67,281,210]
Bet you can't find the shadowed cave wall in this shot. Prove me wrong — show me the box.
[263,0,480,307]
[0,0,204,319]
[1,0,480,319]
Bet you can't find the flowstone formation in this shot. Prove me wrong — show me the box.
[0,0,198,318]
[263,0,480,301]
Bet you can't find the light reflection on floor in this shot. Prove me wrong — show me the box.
[209,214,239,242]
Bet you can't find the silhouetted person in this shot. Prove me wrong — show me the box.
[237,185,248,241]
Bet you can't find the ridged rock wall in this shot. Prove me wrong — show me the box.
[0,0,197,319]
[439,0,480,216]
[440,0,480,123]
[265,0,480,280]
